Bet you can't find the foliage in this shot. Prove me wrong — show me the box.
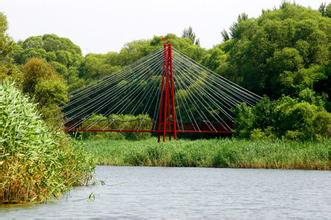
[204,3,331,102]
[233,103,255,138]
[0,13,14,61]
[3,4,331,119]
[79,52,122,83]
[0,13,23,84]
[182,26,200,45]
[81,138,331,170]
[234,96,331,140]
[22,58,68,127]
[202,46,229,75]
[228,13,249,39]
[0,62,23,85]
[0,82,95,204]
[12,34,84,90]
[319,3,331,17]
[80,33,206,84]
[12,3,328,142]
[221,29,230,42]
[208,3,331,141]
[81,114,152,140]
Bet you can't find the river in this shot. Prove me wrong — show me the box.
[1,166,331,219]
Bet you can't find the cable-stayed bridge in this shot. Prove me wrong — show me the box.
[62,43,260,142]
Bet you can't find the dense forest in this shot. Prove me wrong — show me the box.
[1,2,330,140]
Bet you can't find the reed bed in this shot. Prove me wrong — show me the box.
[0,82,95,204]
[81,138,331,170]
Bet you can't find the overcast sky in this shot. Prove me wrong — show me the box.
[0,0,328,54]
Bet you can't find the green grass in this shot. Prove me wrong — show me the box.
[81,138,331,170]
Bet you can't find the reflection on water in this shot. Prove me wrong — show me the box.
[1,166,331,219]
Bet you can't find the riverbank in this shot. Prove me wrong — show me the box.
[81,138,331,170]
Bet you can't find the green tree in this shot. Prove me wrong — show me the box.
[319,3,331,17]
[229,13,249,39]
[80,33,206,84]
[79,52,122,83]
[0,13,13,60]
[13,34,84,90]
[182,26,200,45]
[202,45,229,75]
[205,3,331,102]
[0,13,22,83]
[221,30,230,42]
[22,58,68,126]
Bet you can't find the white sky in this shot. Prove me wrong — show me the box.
[0,0,328,54]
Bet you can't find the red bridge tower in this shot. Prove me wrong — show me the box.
[157,43,177,142]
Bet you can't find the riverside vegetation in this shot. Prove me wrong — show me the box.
[1,2,331,204]
[0,82,95,204]
[81,138,331,170]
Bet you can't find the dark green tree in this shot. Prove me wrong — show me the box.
[221,30,230,42]
[319,3,331,17]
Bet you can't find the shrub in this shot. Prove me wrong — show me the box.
[313,111,331,138]
[0,82,95,204]
[234,96,331,140]
[250,129,268,140]
[282,102,317,139]
[253,97,276,129]
[234,103,255,138]
[285,130,303,140]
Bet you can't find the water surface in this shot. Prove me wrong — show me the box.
[1,166,331,219]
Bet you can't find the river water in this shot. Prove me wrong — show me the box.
[1,166,331,219]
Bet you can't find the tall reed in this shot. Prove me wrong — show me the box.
[0,82,95,204]
[81,138,331,170]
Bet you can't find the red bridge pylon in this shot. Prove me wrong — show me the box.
[157,43,177,142]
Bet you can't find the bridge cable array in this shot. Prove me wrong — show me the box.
[61,45,261,138]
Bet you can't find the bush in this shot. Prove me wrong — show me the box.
[234,96,331,140]
[234,103,255,138]
[313,111,331,138]
[285,130,303,140]
[280,102,317,139]
[250,129,267,140]
[0,82,95,204]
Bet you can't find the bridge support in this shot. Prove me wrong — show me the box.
[157,43,177,142]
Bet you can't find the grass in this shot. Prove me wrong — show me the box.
[81,138,331,170]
